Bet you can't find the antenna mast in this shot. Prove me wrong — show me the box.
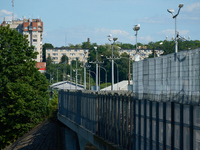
[12,0,14,21]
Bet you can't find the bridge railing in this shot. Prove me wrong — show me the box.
[58,89,200,150]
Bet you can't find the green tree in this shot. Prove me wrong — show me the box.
[0,26,49,148]
[60,55,68,64]
[42,43,54,62]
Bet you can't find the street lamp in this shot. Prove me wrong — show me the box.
[133,24,140,54]
[94,47,98,91]
[167,3,184,55]
[108,34,118,91]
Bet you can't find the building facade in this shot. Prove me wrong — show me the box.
[1,18,43,62]
[46,48,89,64]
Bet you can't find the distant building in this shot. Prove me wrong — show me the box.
[119,49,164,61]
[1,18,43,62]
[46,48,89,64]
[35,62,46,73]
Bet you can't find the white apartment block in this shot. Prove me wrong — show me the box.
[1,18,43,62]
[46,48,89,64]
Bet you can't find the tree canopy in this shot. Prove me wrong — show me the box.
[0,26,49,148]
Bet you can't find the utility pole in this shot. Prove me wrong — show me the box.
[128,54,131,85]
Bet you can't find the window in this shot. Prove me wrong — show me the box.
[33,35,37,38]
[34,48,37,51]
[61,53,66,56]
[70,53,75,56]
[47,53,50,56]
[25,27,28,29]
[53,53,58,56]
[33,39,37,42]
[52,57,58,60]
[54,61,58,64]
[60,50,63,52]
[52,49,58,52]
[33,27,37,29]
[120,50,123,52]
[47,49,50,52]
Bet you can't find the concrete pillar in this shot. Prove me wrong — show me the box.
[77,135,88,150]
[64,127,80,150]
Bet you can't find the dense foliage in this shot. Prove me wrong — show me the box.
[0,26,49,148]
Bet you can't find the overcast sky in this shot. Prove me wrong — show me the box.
[1,0,200,47]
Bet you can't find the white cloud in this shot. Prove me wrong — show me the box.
[110,29,129,36]
[0,9,12,15]
[184,2,200,12]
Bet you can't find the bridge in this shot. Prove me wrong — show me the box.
[57,48,200,150]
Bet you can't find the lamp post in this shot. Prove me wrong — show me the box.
[95,47,98,91]
[83,50,88,90]
[114,62,119,90]
[89,47,103,91]
[167,4,184,55]
[108,34,118,91]
[133,24,140,54]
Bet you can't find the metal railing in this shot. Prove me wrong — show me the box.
[58,89,200,149]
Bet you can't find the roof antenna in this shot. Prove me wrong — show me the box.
[12,0,14,21]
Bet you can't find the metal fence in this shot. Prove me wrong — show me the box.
[58,89,200,150]
[58,49,200,150]
[133,48,200,105]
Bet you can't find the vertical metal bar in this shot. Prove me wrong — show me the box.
[138,100,141,150]
[149,101,152,150]
[133,100,136,150]
[156,102,159,150]
[189,105,193,150]
[114,94,117,144]
[171,102,174,150]
[117,94,120,146]
[129,95,132,150]
[125,95,128,149]
[180,104,183,150]
[97,93,100,135]
[103,94,105,138]
[99,94,101,136]
[108,94,110,141]
[144,100,146,150]
[163,102,166,150]
[111,94,113,142]
[121,95,124,148]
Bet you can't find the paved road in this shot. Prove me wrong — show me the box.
[4,118,66,150]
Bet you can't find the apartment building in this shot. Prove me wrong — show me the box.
[1,18,43,62]
[46,48,89,64]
